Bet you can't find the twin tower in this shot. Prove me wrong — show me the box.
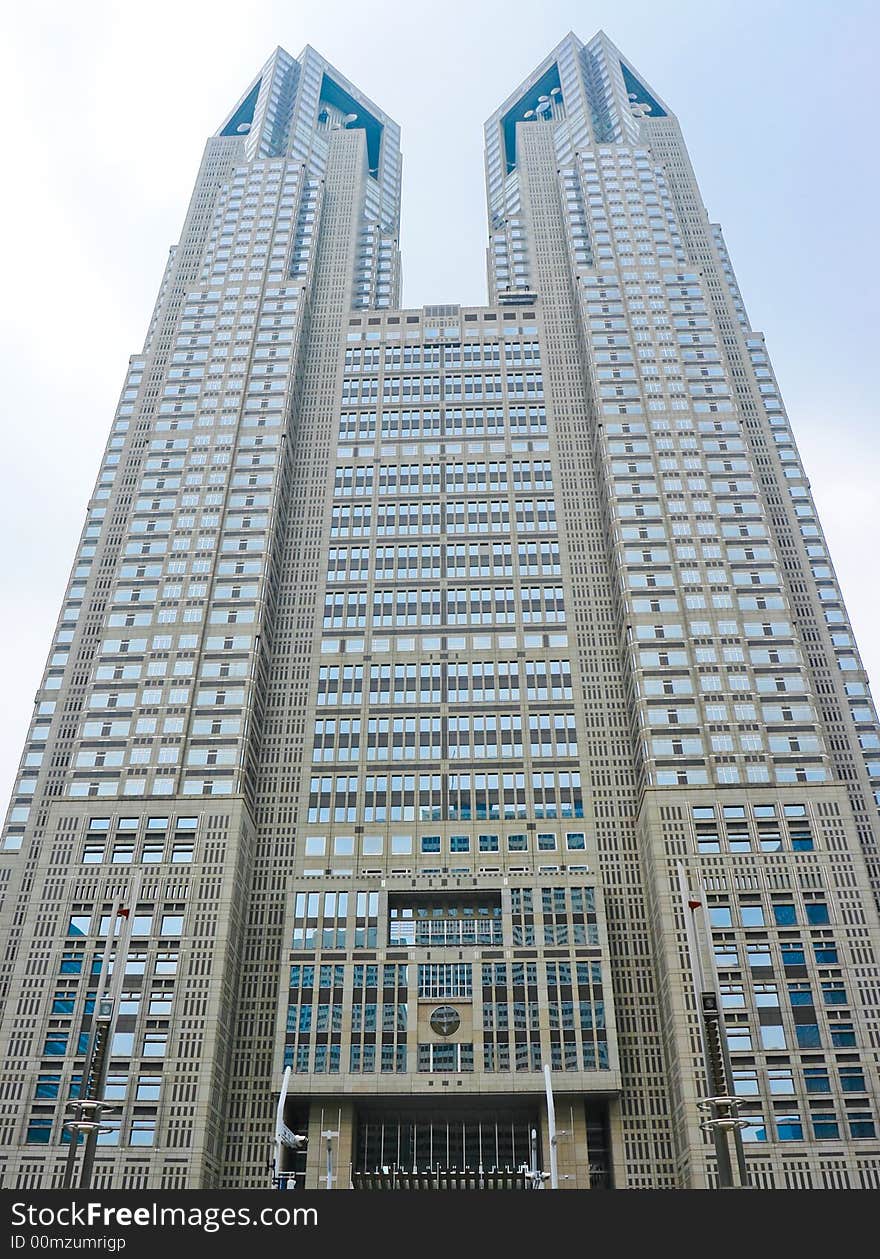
[2,31,879,1191]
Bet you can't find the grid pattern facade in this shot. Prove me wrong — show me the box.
[0,31,879,1191]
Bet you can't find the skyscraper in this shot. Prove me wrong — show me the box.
[2,29,879,1191]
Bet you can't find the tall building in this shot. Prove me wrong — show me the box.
[1,30,879,1192]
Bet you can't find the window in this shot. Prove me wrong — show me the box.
[848,1109,876,1139]
[767,1069,795,1095]
[726,1027,752,1053]
[136,1075,162,1100]
[811,1111,839,1140]
[740,904,765,928]
[775,1112,803,1141]
[478,834,499,852]
[26,1118,53,1144]
[760,1024,786,1050]
[781,944,806,969]
[805,902,829,925]
[143,1033,167,1058]
[795,1023,821,1049]
[804,1067,831,1094]
[830,1022,856,1048]
[111,1032,134,1056]
[35,1074,61,1099]
[566,832,586,850]
[772,902,796,926]
[160,914,184,936]
[130,1120,156,1147]
[740,1113,767,1142]
[708,906,733,928]
[821,982,847,1006]
[421,836,441,853]
[43,1034,68,1056]
[839,1066,866,1093]
[67,915,91,937]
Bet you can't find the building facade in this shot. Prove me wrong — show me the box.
[1,31,879,1191]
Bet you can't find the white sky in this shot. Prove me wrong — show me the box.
[1,0,878,806]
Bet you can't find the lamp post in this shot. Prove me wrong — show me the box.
[678,863,750,1189]
[62,875,140,1189]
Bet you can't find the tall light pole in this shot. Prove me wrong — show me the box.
[678,863,750,1189]
[543,1064,560,1189]
[63,875,140,1189]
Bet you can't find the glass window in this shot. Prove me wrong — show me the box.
[830,1022,856,1048]
[726,1027,752,1052]
[760,1024,786,1050]
[812,1113,839,1140]
[805,902,829,925]
[804,1067,831,1094]
[26,1118,53,1144]
[775,1113,803,1141]
[130,1120,155,1147]
[767,1069,795,1095]
[772,902,796,926]
[821,982,847,1006]
[740,904,765,928]
[104,1074,128,1100]
[160,915,184,936]
[740,1113,767,1142]
[111,1032,134,1056]
[708,906,733,928]
[848,1110,876,1139]
[714,944,738,968]
[839,1067,866,1093]
[795,1023,821,1049]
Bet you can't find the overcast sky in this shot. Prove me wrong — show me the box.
[1,0,878,806]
